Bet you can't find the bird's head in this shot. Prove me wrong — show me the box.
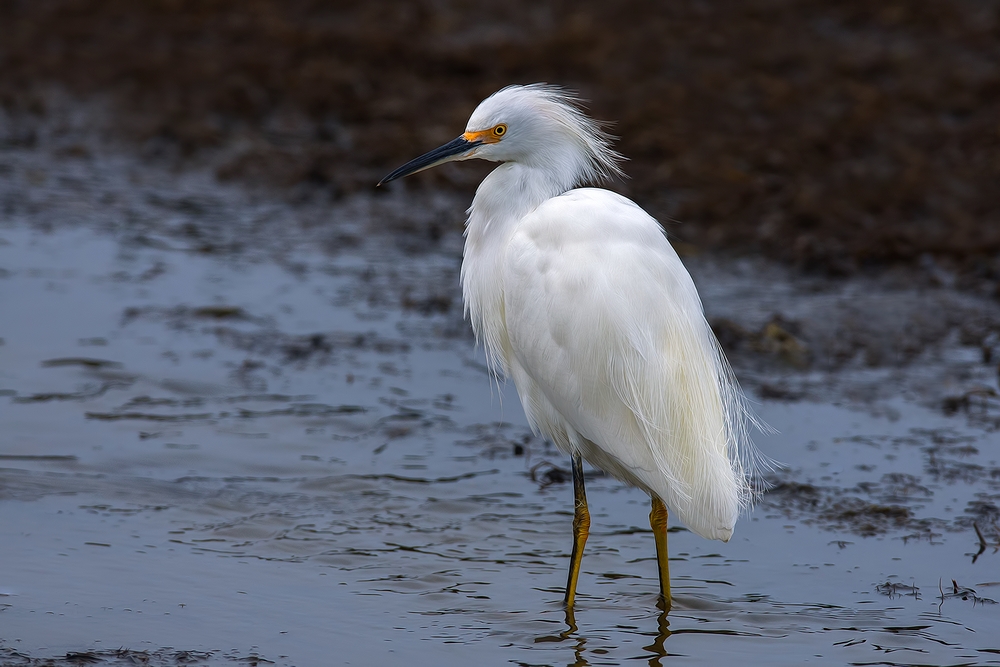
[378,84,624,187]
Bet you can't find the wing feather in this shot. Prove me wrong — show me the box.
[501,188,758,540]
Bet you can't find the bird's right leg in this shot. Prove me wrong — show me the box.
[563,452,590,608]
[650,495,672,611]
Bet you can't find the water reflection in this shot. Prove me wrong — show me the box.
[534,607,674,667]
[533,608,590,666]
[642,609,673,666]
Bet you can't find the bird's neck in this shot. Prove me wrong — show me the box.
[461,162,573,373]
[465,162,572,245]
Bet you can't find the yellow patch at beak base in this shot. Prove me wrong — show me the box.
[464,128,502,144]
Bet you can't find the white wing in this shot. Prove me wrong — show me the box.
[501,188,755,541]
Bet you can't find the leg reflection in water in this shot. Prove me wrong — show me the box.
[533,608,590,665]
[563,608,589,667]
[534,605,672,666]
[643,609,673,666]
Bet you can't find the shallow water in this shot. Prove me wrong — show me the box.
[1,227,998,666]
[1,151,999,665]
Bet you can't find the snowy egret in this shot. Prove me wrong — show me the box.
[379,84,759,611]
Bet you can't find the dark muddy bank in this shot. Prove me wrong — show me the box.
[2,0,1000,278]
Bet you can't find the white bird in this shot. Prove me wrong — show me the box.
[379,84,760,611]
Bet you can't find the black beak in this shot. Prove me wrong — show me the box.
[377,135,482,186]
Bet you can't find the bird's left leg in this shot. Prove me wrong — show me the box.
[650,495,672,611]
[563,452,590,608]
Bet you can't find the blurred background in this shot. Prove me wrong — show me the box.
[2,0,998,277]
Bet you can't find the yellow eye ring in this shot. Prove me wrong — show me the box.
[493,124,507,137]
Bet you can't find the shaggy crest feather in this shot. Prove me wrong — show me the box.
[467,84,625,186]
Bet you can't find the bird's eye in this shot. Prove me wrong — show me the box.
[493,124,507,137]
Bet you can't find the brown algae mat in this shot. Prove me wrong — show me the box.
[2,0,999,278]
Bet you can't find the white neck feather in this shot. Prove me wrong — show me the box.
[467,163,569,242]
[460,161,572,374]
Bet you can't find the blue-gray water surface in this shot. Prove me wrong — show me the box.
[1,120,999,666]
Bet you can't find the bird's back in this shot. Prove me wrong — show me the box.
[497,188,754,541]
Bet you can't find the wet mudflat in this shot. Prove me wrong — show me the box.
[3,123,1000,666]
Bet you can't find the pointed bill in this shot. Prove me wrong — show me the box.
[377,135,482,186]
